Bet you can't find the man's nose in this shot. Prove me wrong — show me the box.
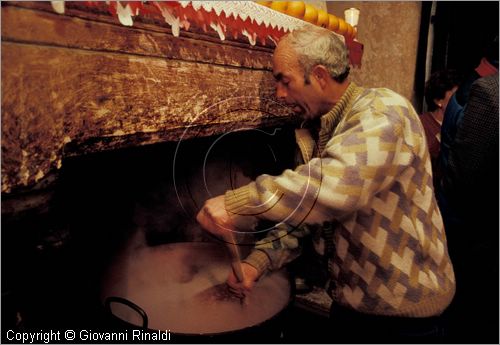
[276,84,287,101]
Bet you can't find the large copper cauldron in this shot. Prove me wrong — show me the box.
[101,242,291,341]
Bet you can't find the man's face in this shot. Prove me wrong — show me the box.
[272,43,323,120]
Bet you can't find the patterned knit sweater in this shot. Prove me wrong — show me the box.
[224,83,456,318]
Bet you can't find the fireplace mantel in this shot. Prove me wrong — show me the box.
[2,1,299,194]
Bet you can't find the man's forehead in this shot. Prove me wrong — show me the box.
[273,45,300,74]
[274,41,293,60]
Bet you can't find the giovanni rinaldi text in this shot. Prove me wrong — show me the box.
[5,329,172,343]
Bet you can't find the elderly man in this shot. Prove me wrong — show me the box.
[197,26,455,341]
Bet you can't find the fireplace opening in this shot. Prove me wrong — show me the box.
[2,125,298,331]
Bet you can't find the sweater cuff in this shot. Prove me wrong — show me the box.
[225,184,253,216]
[243,250,271,277]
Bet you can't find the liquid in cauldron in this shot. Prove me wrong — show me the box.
[101,242,291,335]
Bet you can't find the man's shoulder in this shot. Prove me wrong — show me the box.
[471,72,499,93]
[357,86,408,101]
[354,87,412,112]
[467,73,499,117]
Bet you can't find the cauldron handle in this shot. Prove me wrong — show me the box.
[105,296,149,330]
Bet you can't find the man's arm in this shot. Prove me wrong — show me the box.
[196,198,311,275]
[224,111,417,227]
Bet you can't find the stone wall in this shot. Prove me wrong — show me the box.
[327,2,422,103]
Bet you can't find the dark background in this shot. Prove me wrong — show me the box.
[431,1,499,74]
[413,1,499,113]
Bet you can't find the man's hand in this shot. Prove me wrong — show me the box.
[227,262,259,298]
[196,195,236,237]
[197,196,261,297]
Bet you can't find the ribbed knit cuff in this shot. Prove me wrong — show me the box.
[225,184,253,215]
[243,249,271,277]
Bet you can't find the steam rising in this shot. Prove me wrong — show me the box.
[100,129,296,333]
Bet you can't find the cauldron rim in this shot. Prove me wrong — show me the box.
[103,294,295,338]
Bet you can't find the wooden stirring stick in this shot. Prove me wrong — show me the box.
[224,231,247,305]
[193,231,248,306]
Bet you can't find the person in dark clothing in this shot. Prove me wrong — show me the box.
[439,73,499,343]
[440,36,498,172]
[437,37,499,244]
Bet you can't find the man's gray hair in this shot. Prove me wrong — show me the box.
[283,26,350,83]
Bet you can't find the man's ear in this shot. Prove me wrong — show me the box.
[311,65,330,88]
